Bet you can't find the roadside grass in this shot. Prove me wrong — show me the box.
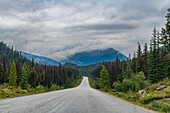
[0,77,83,99]
[88,78,170,113]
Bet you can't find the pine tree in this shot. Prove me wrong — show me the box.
[16,60,21,85]
[65,77,71,88]
[40,71,45,85]
[71,74,74,82]
[8,61,17,86]
[131,51,137,73]
[2,55,6,83]
[160,8,170,52]
[0,62,2,83]
[160,8,170,78]
[99,65,110,88]
[31,58,34,68]
[28,67,37,87]
[125,59,133,79]
[148,27,159,83]
[160,47,166,78]
[156,31,164,80]
[114,57,121,81]
[136,43,143,72]
[20,64,28,89]
[143,43,148,78]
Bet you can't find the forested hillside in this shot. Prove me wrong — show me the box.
[64,62,102,76]
[0,42,80,98]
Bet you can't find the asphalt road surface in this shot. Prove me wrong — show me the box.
[0,77,154,113]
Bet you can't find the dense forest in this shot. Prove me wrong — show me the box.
[89,9,170,112]
[0,42,80,90]
[91,9,170,91]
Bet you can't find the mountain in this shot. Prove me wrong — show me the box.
[63,48,128,66]
[21,48,128,66]
[21,52,59,66]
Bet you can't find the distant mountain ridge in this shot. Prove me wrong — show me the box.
[63,48,128,65]
[21,52,59,66]
[21,48,128,66]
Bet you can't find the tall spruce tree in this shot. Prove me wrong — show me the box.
[131,51,137,73]
[143,43,148,78]
[160,8,170,52]
[148,27,159,83]
[125,60,133,79]
[160,8,170,78]
[156,31,164,80]
[0,62,2,83]
[8,61,17,86]
[2,55,6,83]
[160,47,166,78]
[100,65,110,88]
[28,67,37,87]
[136,43,143,72]
[20,64,28,89]
[39,71,45,86]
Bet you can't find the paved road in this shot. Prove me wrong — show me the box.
[0,77,154,113]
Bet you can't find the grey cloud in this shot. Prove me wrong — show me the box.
[0,0,169,60]
[66,23,138,31]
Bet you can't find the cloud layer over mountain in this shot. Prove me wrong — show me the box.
[0,0,169,60]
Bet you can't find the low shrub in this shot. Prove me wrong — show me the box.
[149,84,159,92]
[121,78,133,92]
[88,78,96,88]
[139,92,167,104]
[132,94,140,101]
[26,87,36,93]
[49,84,60,91]
[0,83,8,89]
[112,81,122,92]
[15,89,28,94]
[152,100,170,112]
[35,85,46,93]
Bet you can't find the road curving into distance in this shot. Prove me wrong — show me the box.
[0,77,154,113]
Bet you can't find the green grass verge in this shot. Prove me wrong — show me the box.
[88,77,170,113]
[0,77,83,99]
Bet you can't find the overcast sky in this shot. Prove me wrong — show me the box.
[0,0,169,61]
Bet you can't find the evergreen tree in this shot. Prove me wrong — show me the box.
[16,60,21,85]
[31,58,34,68]
[124,55,133,79]
[160,8,170,78]
[143,43,148,78]
[20,64,28,89]
[160,8,170,52]
[99,65,110,88]
[28,67,37,87]
[8,61,17,86]
[136,43,143,72]
[156,31,163,80]
[71,74,74,82]
[131,51,137,73]
[148,27,159,83]
[160,47,166,78]
[2,55,6,83]
[114,57,121,81]
[40,71,45,85]
[0,62,2,83]
[65,77,71,88]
